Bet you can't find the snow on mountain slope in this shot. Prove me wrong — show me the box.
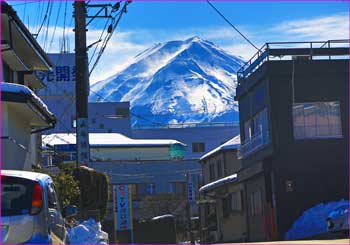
[90,36,245,126]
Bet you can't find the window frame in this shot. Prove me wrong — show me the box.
[292,101,343,140]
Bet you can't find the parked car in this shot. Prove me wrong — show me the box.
[1,170,77,244]
[326,204,350,233]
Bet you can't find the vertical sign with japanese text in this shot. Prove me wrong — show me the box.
[187,174,196,204]
[115,185,133,231]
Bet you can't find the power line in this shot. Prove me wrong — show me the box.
[35,0,51,38]
[206,0,259,51]
[12,1,37,6]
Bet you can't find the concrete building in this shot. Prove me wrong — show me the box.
[1,2,55,170]
[42,132,188,220]
[235,40,349,241]
[199,135,246,243]
[36,53,132,136]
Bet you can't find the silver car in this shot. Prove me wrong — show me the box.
[1,170,77,244]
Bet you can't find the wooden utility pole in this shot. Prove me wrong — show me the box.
[74,0,90,167]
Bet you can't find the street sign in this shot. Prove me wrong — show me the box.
[187,174,196,204]
[115,185,133,231]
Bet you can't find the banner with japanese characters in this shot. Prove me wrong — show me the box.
[115,185,133,231]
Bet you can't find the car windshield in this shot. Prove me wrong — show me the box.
[1,176,35,216]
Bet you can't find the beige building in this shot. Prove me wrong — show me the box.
[1,2,55,170]
[199,135,247,243]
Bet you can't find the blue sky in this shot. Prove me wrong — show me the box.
[9,1,349,83]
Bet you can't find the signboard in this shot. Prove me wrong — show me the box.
[187,174,196,204]
[35,53,76,83]
[115,185,133,231]
[76,118,89,166]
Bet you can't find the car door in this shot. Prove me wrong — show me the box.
[46,181,66,243]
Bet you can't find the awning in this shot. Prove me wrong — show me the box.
[199,173,238,194]
[1,82,56,132]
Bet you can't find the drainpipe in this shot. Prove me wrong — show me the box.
[31,123,55,134]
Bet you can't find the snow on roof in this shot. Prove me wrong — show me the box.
[42,133,186,148]
[199,173,238,194]
[200,135,240,161]
[1,82,54,117]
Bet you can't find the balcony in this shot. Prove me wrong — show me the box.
[237,131,270,159]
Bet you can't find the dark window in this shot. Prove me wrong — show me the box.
[2,62,14,83]
[47,183,60,210]
[137,183,155,197]
[217,160,222,178]
[91,118,96,124]
[293,102,342,139]
[116,107,130,118]
[99,123,104,129]
[1,176,35,216]
[249,189,263,216]
[168,182,186,195]
[209,164,215,181]
[192,142,205,153]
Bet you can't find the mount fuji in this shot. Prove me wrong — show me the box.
[90,36,245,127]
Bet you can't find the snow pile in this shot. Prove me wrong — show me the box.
[284,199,350,240]
[67,218,108,244]
[199,173,237,193]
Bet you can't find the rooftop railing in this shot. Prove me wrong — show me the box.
[237,39,350,83]
[132,122,239,130]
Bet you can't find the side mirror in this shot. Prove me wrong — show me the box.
[62,205,78,218]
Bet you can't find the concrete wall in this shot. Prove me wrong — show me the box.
[133,126,239,160]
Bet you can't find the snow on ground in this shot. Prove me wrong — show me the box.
[67,218,108,244]
[285,199,350,240]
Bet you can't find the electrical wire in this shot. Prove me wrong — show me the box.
[48,0,62,51]
[35,0,51,38]
[206,0,259,51]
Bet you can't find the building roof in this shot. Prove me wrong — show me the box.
[200,135,240,161]
[42,133,186,148]
[1,2,53,70]
[1,82,56,125]
[199,173,238,194]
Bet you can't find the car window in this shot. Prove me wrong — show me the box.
[47,183,60,211]
[1,176,35,216]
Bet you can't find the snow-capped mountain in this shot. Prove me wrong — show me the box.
[90,36,245,126]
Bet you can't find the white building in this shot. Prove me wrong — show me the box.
[1,2,56,170]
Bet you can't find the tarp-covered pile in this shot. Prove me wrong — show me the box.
[67,218,108,244]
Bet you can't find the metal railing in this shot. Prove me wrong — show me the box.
[237,131,270,159]
[237,39,350,83]
[132,122,239,130]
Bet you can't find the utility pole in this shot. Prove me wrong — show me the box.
[186,173,196,244]
[74,1,90,167]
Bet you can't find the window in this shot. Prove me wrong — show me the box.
[116,107,130,118]
[99,123,104,129]
[209,164,215,181]
[168,182,186,195]
[231,191,243,211]
[217,160,223,178]
[223,191,243,217]
[47,183,60,210]
[243,109,269,142]
[137,183,155,197]
[293,102,342,139]
[249,190,263,216]
[192,142,205,153]
[72,118,76,128]
[91,118,96,124]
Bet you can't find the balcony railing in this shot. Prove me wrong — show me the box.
[237,131,270,159]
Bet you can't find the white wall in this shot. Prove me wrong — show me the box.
[2,103,32,170]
